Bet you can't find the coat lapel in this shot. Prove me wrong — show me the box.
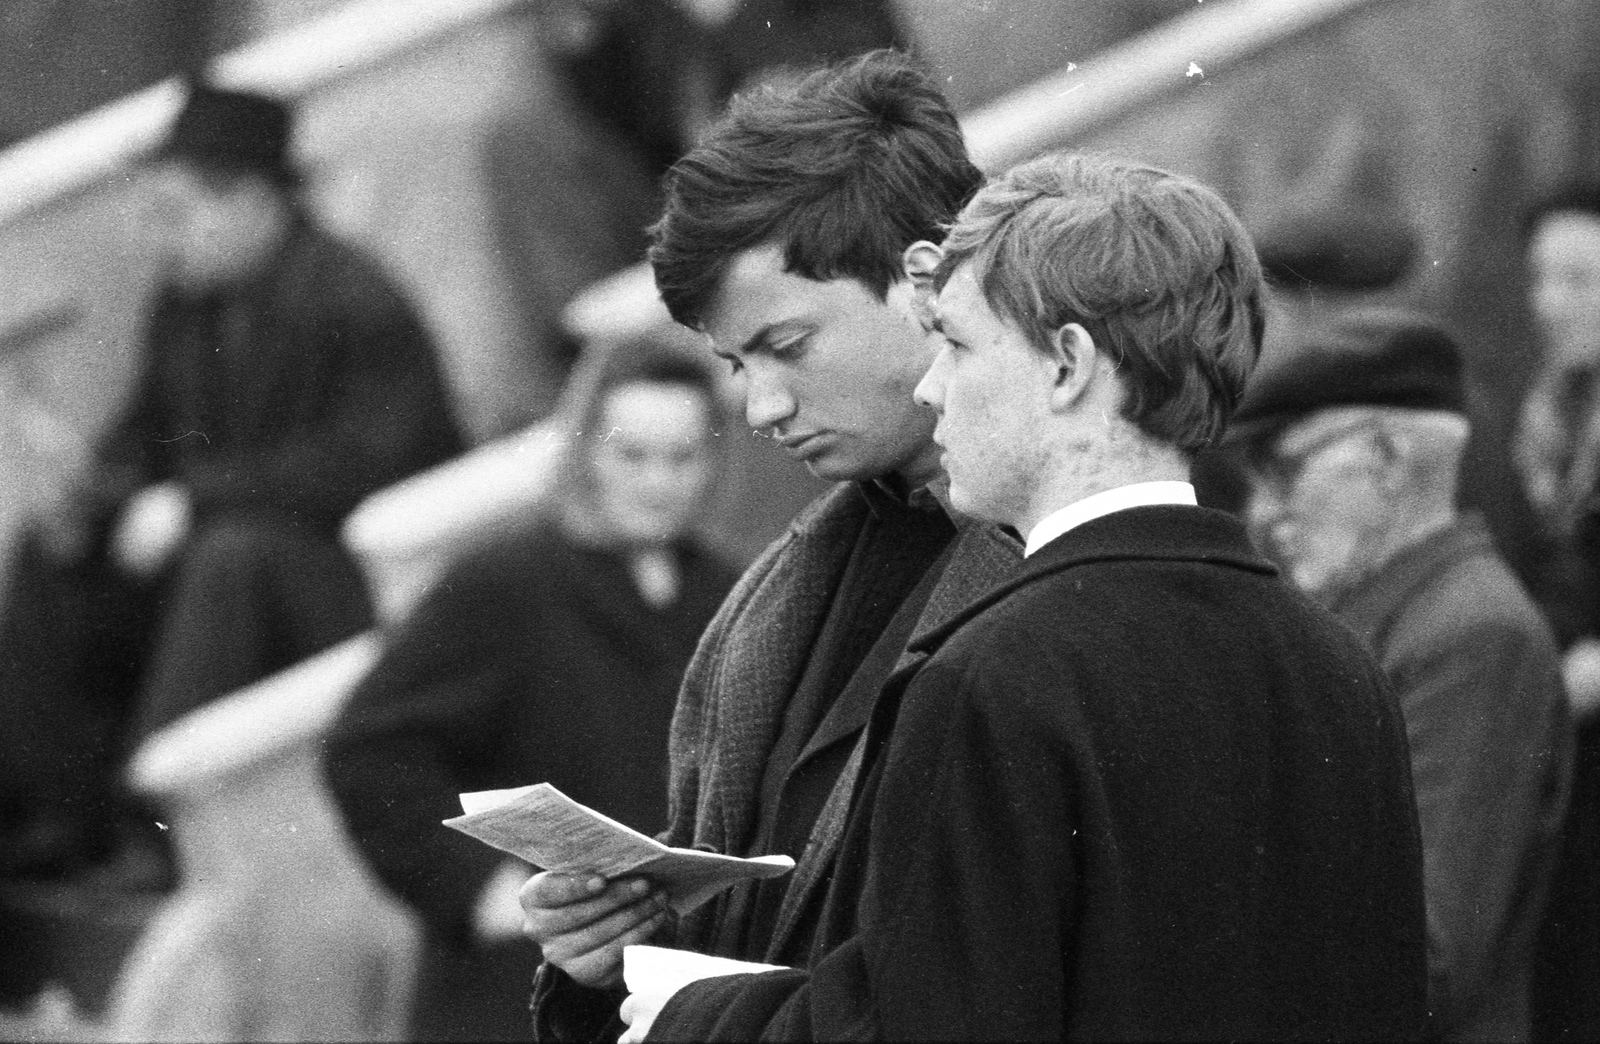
[668,485,869,855]
[764,519,1021,960]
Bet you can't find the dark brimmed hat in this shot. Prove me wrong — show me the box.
[1253,202,1419,292]
[158,81,294,180]
[1227,307,1466,445]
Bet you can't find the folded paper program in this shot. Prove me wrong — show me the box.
[444,783,794,914]
[623,944,784,998]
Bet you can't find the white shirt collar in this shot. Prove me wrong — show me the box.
[1023,481,1197,558]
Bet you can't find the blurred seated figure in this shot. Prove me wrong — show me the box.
[322,339,739,1041]
[1229,309,1573,1042]
[1513,182,1600,1041]
[0,81,464,883]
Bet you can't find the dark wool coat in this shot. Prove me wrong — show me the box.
[323,521,737,1041]
[531,482,1021,1041]
[99,216,464,530]
[1327,514,1572,1041]
[655,506,1431,1043]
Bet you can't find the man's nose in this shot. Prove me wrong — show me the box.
[744,372,796,430]
[913,354,946,412]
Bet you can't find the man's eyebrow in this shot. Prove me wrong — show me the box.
[732,320,806,358]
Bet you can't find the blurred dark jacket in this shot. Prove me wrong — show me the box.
[323,520,737,1041]
[1326,513,1572,1041]
[100,216,464,529]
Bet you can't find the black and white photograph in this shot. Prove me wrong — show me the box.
[0,1,1594,1040]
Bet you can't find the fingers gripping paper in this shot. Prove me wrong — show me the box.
[444,783,794,915]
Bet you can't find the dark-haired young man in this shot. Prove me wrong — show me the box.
[519,51,1019,1040]
[613,153,1429,1041]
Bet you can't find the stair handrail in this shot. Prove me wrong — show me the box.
[0,0,528,228]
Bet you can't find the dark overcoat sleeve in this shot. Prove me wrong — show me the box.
[1395,613,1571,1024]
[322,544,531,937]
[88,302,180,517]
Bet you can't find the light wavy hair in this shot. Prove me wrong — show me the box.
[937,151,1265,453]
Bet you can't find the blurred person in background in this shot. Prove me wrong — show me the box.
[323,339,739,1042]
[518,51,1021,1042]
[0,81,463,885]
[1515,183,1600,1041]
[1231,309,1572,1042]
[1192,200,1420,514]
[1518,185,1600,673]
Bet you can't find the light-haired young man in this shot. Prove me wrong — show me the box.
[621,153,1430,1041]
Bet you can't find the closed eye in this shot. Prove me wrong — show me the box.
[765,332,810,361]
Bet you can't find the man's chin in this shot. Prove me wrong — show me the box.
[801,443,936,486]
[802,455,864,483]
[945,482,1010,526]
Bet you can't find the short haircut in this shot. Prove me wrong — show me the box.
[938,151,1265,453]
[648,49,982,330]
[1523,182,1600,239]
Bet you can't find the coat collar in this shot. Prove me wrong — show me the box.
[908,504,1276,656]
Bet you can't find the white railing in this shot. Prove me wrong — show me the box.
[964,0,1392,173]
[0,0,526,228]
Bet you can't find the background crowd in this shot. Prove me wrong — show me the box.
[1,0,1599,1041]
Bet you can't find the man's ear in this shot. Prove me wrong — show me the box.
[902,240,943,290]
[1046,322,1101,411]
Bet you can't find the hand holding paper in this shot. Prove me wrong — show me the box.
[520,871,667,989]
[444,783,794,914]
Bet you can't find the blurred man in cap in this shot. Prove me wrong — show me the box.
[0,80,463,881]
[1192,199,1421,515]
[1253,199,1420,298]
[1231,308,1573,1043]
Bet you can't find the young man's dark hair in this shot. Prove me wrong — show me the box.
[648,49,982,330]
